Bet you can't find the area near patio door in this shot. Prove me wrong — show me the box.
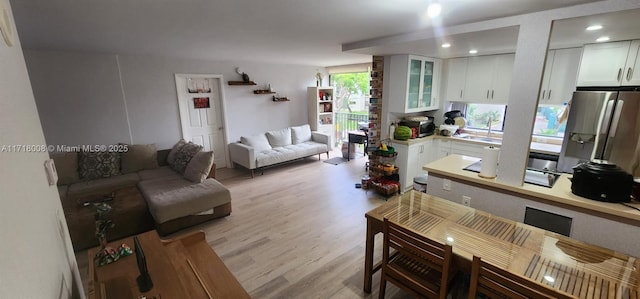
[174,74,229,167]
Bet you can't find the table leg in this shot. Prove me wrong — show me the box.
[363,217,375,293]
[347,140,351,161]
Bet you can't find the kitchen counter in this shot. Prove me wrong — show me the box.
[389,135,561,155]
[423,154,640,226]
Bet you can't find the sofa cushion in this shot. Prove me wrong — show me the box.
[291,124,312,144]
[138,177,231,223]
[172,142,203,174]
[138,166,182,181]
[78,151,121,180]
[121,144,159,174]
[184,151,214,183]
[255,147,300,167]
[67,173,140,197]
[240,134,272,152]
[51,152,80,185]
[266,127,292,147]
[167,139,187,166]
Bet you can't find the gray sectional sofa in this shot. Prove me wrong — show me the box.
[53,142,231,249]
[228,124,330,177]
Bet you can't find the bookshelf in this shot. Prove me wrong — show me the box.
[308,86,335,146]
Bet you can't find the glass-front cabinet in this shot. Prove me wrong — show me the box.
[387,55,441,113]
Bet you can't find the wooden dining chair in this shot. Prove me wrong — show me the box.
[468,256,577,299]
[379,218,456,299]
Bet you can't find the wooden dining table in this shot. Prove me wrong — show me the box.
[364,190,640,298]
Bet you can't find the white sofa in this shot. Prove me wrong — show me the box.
[228,124,331,177]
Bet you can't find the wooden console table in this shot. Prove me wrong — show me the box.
[88,230,249,299]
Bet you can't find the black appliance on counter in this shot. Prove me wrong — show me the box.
[398,116,435,138]
[571,161,633,202]
[443,110,463,125]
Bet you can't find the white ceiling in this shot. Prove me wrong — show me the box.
[349,7,640,58]
[9,0,613,66]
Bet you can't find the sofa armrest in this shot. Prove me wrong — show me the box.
[228,142,256,169]
[311,131,331,150]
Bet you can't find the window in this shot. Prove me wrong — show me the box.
[465,103,507,131]
[533,104,567,138]
[450,102,507,132]
[329,72,371,143]
[450,102,567,138]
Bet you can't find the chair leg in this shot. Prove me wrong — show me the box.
[379,275,387,299]
[250,169,254,178]
[326,151,329,159]
[318,153,321,160]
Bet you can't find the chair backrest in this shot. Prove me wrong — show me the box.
[468,256,577,299]
[382,218,453,299]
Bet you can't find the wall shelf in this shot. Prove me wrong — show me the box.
[272,96,290,102]
[228,81,257,86]
[254,89,276,94]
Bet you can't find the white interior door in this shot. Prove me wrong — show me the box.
[175,74,229,168]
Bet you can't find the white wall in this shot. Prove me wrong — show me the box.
[0,1,82,298]
[25,50,324,150]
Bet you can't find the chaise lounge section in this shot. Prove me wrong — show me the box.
[228,124,330,177]
[54,142,232,250]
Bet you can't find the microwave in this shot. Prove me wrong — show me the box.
[398,118,435,138]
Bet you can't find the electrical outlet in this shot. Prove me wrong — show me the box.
[443,179,451,191]
[462,196,471,206]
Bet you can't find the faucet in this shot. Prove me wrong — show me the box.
[487,116,492,138]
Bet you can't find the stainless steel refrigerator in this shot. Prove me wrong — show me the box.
[557,88,640,177]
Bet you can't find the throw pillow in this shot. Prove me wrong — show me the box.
[50,152,80,185]
[167,139,187,166]
[120,144,159,174]
[184,151,215,183]
[266,127,292,148]
[291,124,312,144]
[78,151,121,180]
[172,142,203,174]
[240,134,272,152]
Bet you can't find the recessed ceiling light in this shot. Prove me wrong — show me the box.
[469,49,478,54]
[441,43,451,48]
[427,3,442,18]
[586,25,603,31]
[596,36,610,42]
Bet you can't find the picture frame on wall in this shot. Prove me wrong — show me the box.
[193,97,210,109]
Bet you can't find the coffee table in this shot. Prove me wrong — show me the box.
[62,186,155,250]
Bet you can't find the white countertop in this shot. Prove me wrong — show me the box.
[423,154,640,226]
[389,135,561,155]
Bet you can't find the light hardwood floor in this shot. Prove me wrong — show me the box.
[76,150,426,298]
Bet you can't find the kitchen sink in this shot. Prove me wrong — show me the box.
[463,160,559,188]
[459,135,501,143]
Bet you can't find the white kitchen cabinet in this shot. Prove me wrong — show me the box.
[444,58,467,102]
[576,40,640,87]
[450,140,490,158]
[394,139,434,192]
[463,54,515,104]
[539,48,582,106]
[436,139,451,159]
[387,55,442,113]
[625,40,640,85]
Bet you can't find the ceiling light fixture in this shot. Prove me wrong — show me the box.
[469,49,478,54]
[427,3,442,18]
[596,36,610,42]
[586,25,603,31]
[441,43,451,48]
